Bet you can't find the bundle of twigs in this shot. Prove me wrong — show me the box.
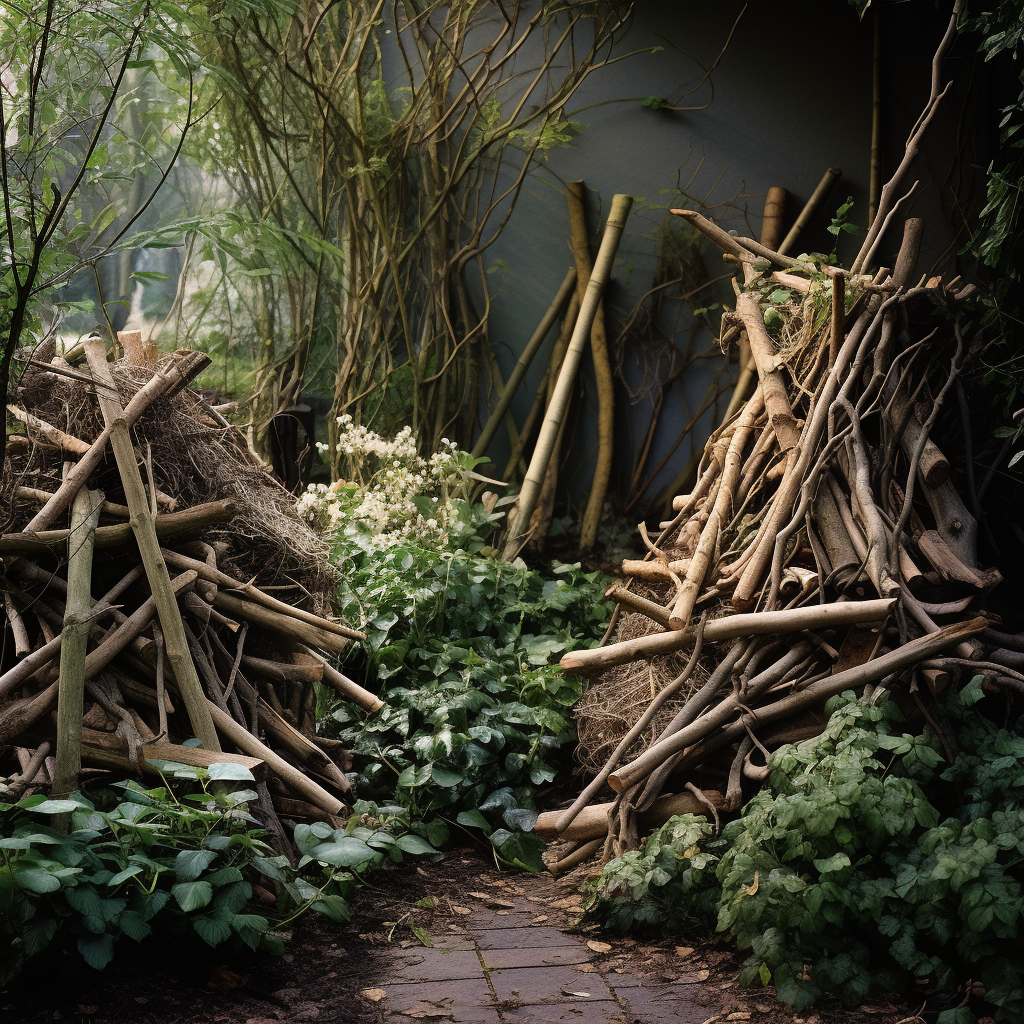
[1,334,378,850]
[537,2,1022,872]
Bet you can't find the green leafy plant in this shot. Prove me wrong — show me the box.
[581,814,726,932]
[309,433,613,869]
[0,765,437,983]
[582,683,1024,1024]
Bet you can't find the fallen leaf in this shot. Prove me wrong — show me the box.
[727,1014,751,1020]
[450,906,471,915]
[550,896,582,909]
[561,990,592,998]
[468,891,517,909]
[359,990,387,1003]
[574,963,599,973]
[532,915,549,924]
[675,946,695,958]
[207,966,248,991]
[587,940,612,953]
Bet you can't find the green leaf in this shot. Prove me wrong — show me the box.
[309,837,376,867]
[175,849,217,881]
[78,933,116,971]
[396,834,435,856]
[206,762,256,782]
[193,915,233,946]
[16,869,62,894]
[172,880,213,912]
[429,767,464,788]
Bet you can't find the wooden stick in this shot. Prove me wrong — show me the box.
[829,271,846,367]
[608,616,988,793]
[560,598,896,674]
[503,194,633,558]
[160,548,364,641]
[2,499,235,553]
[669,392,763,629]
[7,405,91,453]
[16,484,131,518]
[4,593,31,656]
[23,349,210,533]
[204,700,344,817]
[211,591,350,658]
[51,486,103,802]
[84,335,219,751]
[256,699,352,796]
[733,286,800,452]
[298,646,384,713]
[536,789,725,843]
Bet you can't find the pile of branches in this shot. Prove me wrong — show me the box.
[0,334,380,850]
[536,8,1023,869]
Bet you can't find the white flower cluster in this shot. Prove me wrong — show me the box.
[298,416,474,551]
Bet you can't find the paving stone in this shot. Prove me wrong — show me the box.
[470,911,540,931]
[474,927,577,950]
[387,1010,503,1024]
[481,946,591,970]
[488,965,614,1005]
[389,949,485,982]
[380,977,493,1014]
[500,1001,626,1024]
[614,983,707,1024]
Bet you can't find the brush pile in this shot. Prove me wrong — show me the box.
[0,334,378,848]
[541,214,1019,874]
[534,6,1024,872]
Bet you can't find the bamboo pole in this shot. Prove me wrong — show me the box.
[50,486,103,802]
[502,194,633,558]
[869,6,882,225]
[84,336,220,751]
[472,267,577,459]
[569,182,618,556]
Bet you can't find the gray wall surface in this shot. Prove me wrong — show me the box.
[466,0,982,519]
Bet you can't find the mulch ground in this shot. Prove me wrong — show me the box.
[0,845,958,1024]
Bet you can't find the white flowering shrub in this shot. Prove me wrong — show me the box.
[297,416,503,552]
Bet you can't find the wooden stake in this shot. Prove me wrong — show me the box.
[51,485,103,802]
[84,336,220,751]
[503,194,633,558]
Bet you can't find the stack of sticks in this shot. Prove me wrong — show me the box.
[540,206,1014,870]
[535,3,1024,872]
[540,225,1022,873]
[1,333,380,849]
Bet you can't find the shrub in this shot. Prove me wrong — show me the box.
[304,426,613,868]
[582,681,1024,1024]
[0,763,436,984]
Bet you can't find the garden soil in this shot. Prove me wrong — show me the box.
[1,846,948,1024]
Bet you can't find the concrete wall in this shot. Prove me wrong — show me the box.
[469,0,981,518]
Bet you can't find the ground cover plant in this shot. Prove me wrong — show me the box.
[582,682,1024,1024]
[303,423,613,869]
[0,762,435,983]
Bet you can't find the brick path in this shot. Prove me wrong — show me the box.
[362,874,713,1024]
